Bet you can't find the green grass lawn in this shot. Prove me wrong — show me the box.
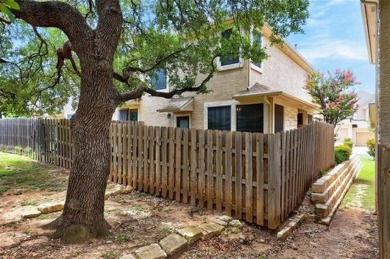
[343,157,375,211]
[0,152,68,195]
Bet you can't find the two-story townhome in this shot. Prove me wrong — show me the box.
[111,25,316,134]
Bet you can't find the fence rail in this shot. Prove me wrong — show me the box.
[0,118,334,229]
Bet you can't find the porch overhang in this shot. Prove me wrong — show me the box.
[233,83,318,112]
[157,97,194,112]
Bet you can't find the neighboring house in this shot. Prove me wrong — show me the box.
[112,25,317,133]
[61,25,317,133]
[335,91,375,146]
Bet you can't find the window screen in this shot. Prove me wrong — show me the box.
[208,106,231,131]
[129,109,138,122]
[236,104,263,133]
[274,104,284,133]
[220,29,239,66]
[119,109,138,121]
[119,109,129,121]
[177,116,190,128]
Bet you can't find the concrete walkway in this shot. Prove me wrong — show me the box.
[352,146,371,158]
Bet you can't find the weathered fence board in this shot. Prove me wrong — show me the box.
[0,118,334,229]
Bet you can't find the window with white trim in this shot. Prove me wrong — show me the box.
[119,109,138,122]
[208,106,231,131]
[220,29,240,66]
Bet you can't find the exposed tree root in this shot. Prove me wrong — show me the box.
[0,233,48,252]
[49,218,111,244]
[43,215,63,230]
[43,213,113,243]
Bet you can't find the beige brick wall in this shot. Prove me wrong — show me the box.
[117,34,313,131]
[171,62,249,130]
[284,106,298,131]
[250,37,312,103]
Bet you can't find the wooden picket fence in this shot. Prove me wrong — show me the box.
[0,118,334,229]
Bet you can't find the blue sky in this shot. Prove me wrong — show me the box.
[287,0,375,93]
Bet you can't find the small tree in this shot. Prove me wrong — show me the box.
[305,70,359,127]
[367,138,375,158]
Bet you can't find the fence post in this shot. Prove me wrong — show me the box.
[267,133,282,229]
[378,145,390,258]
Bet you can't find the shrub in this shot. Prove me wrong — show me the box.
[343,138,353,149]
[366,138,375,158]
[335,144,352,164]
[15,145,23,154]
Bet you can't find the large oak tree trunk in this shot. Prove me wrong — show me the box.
[49,62,118,243]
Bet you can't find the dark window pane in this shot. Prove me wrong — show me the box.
[221,29,239,66]
[298,113,303,126]
[236,104,263,133]
[119,109,129,121]
[274,104,284,133]
[177,116,190,128]
[151,69,167,90]
[208,106,231,131]
[130,109,138,122]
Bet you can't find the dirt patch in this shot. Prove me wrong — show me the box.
[0,154,379,258]
[0,188,378,258]
[0,189,220,258]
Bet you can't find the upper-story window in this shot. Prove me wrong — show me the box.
[220,29,240,67]
[251,32,263,69]
[151,69,168,91]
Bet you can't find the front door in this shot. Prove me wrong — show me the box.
[177,116,190,128]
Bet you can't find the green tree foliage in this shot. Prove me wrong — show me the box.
[0,0,19,22]
[305,70,359,127]
[0,0,311,242]
[1,0,309,117]
[367,138,375,158]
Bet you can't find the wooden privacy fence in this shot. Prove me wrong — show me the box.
[0,119,334,229]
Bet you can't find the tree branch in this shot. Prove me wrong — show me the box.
[13,0,93,54]
[113,46,192,84]
[115,56,217,103]
[95,0,123,58]
[0,17,11,24]
[0,58,23,81]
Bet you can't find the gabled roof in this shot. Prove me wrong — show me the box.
[356,90,375,107]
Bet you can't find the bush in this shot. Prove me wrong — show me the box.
[15,145,23,154]
[343,138,353,149]
[366,138,375,158]
[335,144,352,164]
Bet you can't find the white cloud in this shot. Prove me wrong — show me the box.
[298,40,368,62]
[290,0,367,62]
